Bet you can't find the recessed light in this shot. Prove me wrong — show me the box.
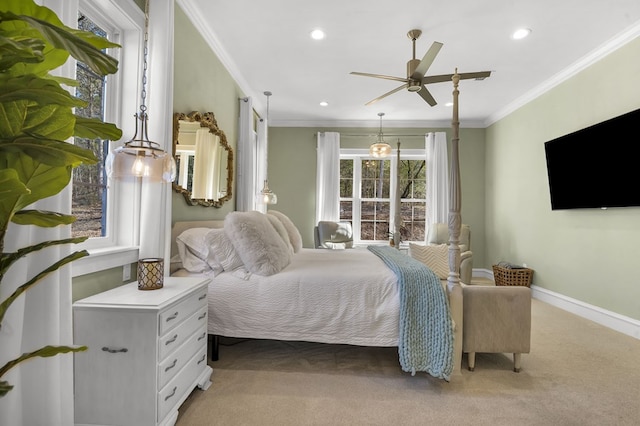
[310,29,325,40]
[512,28,531,40]
[445,102,454,107]
[319,101,329,107]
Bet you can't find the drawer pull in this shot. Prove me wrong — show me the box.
[166,312,179,322]
[197,332,206,341]
[164,386,177,401]
[198,293,206,301]
[165,334,178,345]
[197,354,206,365]
[164,359,178,372]
[197,312,206,320]
[102,347,128,354]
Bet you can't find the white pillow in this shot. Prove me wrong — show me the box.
[266,214,294,254]
[224,211,292,276]
[267,210,303,253]
[409,243,449,280]
[176,228,219,273]
[207,228,244,272]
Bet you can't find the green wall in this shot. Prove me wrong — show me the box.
[171,5,244,223]
[485,36,640,320]
[268,126,487,267]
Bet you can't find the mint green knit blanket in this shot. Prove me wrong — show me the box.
[368,245,454,381]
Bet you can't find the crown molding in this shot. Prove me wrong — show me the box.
[176,0,265,116]
[485,21,640,127]
[270,118,486,129]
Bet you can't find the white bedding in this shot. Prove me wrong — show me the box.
[175,248,400,347]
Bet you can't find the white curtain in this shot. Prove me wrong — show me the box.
[191,129,221,200]
[0,1,76,424]
[315,132,341,223]
[255,118,268,213]
[0,195,75,426]
[425,132,449,231]
[236,97,257,212]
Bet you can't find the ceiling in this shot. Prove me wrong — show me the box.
[178,0,640,128]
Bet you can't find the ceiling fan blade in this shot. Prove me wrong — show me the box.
[350,72,408,83]
[422,71,492,85]
[364,83,408,106]
[417,86,437,106]
[410,41,444,80]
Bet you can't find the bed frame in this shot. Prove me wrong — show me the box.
[169,71,467,376]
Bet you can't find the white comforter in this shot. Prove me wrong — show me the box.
[177,248,400,347]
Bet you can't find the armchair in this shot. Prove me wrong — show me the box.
[426,223,473,284]
[314,221,354,249]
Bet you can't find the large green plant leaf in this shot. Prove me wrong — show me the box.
[0,345,87,396]
[0,100,76,142]
[0,11,118,76]
[0,236,87,278]
[0,74,85,107]
[0,35,44,70]
[74,116,123,140]
[0,159,71,233]
[0,250,89,325]
[12,209,76,227]
[0,136,97,167]
[0,169,29,200]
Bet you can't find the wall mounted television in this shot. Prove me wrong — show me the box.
[544,107,640,210]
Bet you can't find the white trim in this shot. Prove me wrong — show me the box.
[485,21,640,127]
[472,268,640,340]
[271,118,485,129]
[71,246,139,277]
[531,285,640,341]
[176,0,265,117]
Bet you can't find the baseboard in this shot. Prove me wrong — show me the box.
[472,268,640,340]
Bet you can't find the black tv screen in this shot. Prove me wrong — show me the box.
[544,107,640,210]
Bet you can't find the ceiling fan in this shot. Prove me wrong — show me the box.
[350,29,491,106]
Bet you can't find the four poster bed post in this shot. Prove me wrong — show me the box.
[447,70,464,375]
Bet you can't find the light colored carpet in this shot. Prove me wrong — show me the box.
[176,298,640,426]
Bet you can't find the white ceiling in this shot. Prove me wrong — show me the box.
[178,0,640,128]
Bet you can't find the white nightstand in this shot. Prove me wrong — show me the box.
[73,276,212,426]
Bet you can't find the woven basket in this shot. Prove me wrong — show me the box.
[492,265,533,287]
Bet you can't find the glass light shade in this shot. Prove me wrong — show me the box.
[106,145,177,183]
[256,180,277,205]
[370,142,392,158]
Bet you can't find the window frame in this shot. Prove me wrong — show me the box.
[340,148,426,246]
[71,0,145,276]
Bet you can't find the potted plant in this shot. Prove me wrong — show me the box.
[0,0,122,396]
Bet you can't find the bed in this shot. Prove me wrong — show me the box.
[169,72,467,379]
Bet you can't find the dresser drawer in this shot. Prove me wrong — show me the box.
[159,305,207,360]
[159,287,207,335]
[158,328,207,389]
[158,346,208,421]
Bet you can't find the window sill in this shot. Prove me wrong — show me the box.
[72,246,139,277]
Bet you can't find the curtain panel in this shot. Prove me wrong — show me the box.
[315,132,341,223]
[425,132,449,232]
[236,97,256,212]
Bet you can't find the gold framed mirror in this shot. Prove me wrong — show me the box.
[172,111,233,207]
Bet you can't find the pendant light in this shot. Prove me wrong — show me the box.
[369,112,392,158]
[257,91,277,204]
[105,0,176,183]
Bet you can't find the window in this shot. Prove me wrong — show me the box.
[70,0,144,276]
[340,150,426,244]
[72,12,110,239]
